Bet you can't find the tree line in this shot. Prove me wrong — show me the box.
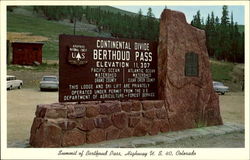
[32,6,159,41]
[84,6,159,41]
[30,6,244,63]
[191,5,244,63]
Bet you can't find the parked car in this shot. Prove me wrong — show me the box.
[213,81,229,95]
[40,76,59,91]
[7,75,23,90]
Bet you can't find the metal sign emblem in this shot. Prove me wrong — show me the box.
[68,44,88,65]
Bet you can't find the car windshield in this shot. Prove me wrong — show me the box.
[43,77,57,81]
[213,82,223,86]
[7,76,16,81]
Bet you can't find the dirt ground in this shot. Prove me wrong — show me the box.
[219,92,244,124]
[7,88,58,146]
[6,87,245,147]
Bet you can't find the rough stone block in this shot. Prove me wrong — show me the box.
[62,129,86,147]
[35,104,50,118]
[87,129,106,143]
[106,126,120,140]
[141,119,153,132]
[57,119,77,130]
[99,102,121,115]
[154,100,165,108]
[119,128,133,138]
[133,121,150,137]
[86,105,100,118]
[121,102,132,112]
[156,108,167,119]
[142,101,154,110]
[143,110,156,119]
[30,122,62,147]
[160,119,170,133]
[149,120,161,135]
[44,105,67,119]
[129,117,141,128]
[67,104,86,118]
[111,113,128,129]
[30,117,45,142]
[131,101,142,111]
[94,116,112,129]
[77,118,95,131]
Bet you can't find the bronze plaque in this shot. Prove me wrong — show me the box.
[185,52,199,76]
[59,35,158,102]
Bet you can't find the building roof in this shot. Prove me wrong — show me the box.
[12,41,44,45]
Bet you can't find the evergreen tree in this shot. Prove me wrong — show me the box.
[137,9,143,38]
[209,12,218,58]
[191,6,244,63]
[220,5,231,61]
[215,16,220,26]
[191,10,202,29]
[146,7,155,40]
[221,5,230,26]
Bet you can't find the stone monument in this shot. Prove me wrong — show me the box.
[158,9,223,130]
[29,9,222,147]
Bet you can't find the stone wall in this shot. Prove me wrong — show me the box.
[30,101,171,147]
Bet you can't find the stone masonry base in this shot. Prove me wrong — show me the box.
[29,100,221,147]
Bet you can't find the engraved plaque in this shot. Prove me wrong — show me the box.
[185,52,198,76]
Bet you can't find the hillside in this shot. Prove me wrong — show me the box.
[210,59,244,91]
[7,10,88,60]
[7,6,141,61]
[83,6,138,17]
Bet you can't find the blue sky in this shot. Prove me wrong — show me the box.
[113,6,244,25]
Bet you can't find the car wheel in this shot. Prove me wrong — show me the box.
[221,92,225,95]
[18,84,22,89]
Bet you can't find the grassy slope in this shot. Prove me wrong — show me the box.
[7,11,98,60]
[210,60,234,81]
[210,60,244,91]
[7,6,138,60]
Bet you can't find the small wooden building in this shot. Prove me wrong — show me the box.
[12,42,44,65]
